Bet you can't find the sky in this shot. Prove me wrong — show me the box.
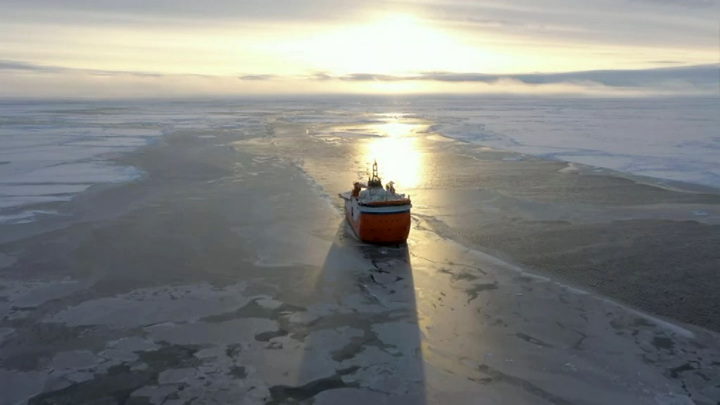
[0,0,718,97]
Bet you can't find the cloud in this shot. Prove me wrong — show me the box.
[648,60,685,65]
[5,0,717,49]
[336,73,407,82]
[0,59,197,78]
[2,0,717,91]
[0,60,66,73]
[311,72,333,81]
[630,0,717,8]
[238,74,279,81]
[421,0,719,50]
[1,0,372,25]
[6,58,717,90]
[232,64,719,95]
[2,58,717,98]
[292,64,719,90]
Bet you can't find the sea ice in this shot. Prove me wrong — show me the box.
[44,282,249,329]
[427,97,720,188]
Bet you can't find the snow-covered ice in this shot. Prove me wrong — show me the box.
[424,97,720,188]
[2,96,718,225]
[0,100,268,223]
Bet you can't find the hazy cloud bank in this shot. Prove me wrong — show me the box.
[243,64,720,93]
[2,59,717,98]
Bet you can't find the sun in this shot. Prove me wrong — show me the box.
[275,14,493,76]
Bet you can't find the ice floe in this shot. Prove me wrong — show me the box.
[44,282,249,328]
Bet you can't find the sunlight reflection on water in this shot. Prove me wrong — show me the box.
[365,137,421,188]
[362,119,424,189]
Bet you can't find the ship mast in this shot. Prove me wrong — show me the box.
[368,160,383,188]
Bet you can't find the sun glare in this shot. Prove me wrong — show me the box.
[276,14,498,76]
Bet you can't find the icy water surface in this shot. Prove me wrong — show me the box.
[0,96,719,404]
[2,96,719,224]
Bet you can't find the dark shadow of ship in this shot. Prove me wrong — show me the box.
[266,221,427,404]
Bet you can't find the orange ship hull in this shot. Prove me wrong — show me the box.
[342,197,411,244]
